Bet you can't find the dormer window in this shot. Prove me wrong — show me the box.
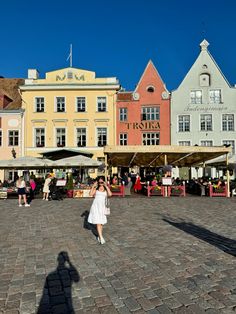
[147,86,155,93]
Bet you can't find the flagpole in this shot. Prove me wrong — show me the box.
[70,44,73,67]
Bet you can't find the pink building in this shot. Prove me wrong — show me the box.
[0,79,24,181]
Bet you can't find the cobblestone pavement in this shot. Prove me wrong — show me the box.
[0,196,236,314]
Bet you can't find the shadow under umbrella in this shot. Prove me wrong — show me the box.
[37,251,79,314]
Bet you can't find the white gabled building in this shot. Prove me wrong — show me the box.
[171,39,236,178]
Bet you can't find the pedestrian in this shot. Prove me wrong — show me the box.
[43,174,51,201]
[88,176,112,244]
[16,176,30,207]
[134,173,142,193]
[29,178,36,201]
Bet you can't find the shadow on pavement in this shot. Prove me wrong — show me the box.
[81,210,98,238]
[163,217,236,257]
[37,251,79,314]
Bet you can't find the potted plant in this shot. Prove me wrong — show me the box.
[66,173,74,198]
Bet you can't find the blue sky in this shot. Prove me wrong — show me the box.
[1,0,236,90]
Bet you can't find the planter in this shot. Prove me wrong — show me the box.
[66,190,74,198]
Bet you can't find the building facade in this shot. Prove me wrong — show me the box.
[0,79,25,181]
[19,67,120,168]
[171,40,236,178]
[116,61,170,147]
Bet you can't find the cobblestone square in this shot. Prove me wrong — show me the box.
[0,196,236,313]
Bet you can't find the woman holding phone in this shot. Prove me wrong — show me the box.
[88,176,112,244]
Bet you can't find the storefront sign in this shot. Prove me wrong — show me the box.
[126,121,160,130]
[184,105,228,112]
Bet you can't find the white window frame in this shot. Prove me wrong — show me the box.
[119,133,128,145]
[141,106,160,121]
[76,127,87,147]
[34,127,46,148]
[190,90,202,104]
[178,115,190,132]
[119,108,128,121]
[178,141,191,146]
[55,96,66,113]
[97,96,107,112]
[222,140,235,155]
[200,140,214,147]
[96,127,108,147]
[75,96,86,112]
[8,129,19,146]
[222,114,234,131]
[200,114,213,131]
[34,96,45,112]
[55,127,66,147]
[209,89,222,104]
[142,132,160,146]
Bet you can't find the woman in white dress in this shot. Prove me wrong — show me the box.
[88,177,112,244]
[43,174,51,201]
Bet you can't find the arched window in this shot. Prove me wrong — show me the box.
[199,73,210,87]
[146,85,155,93]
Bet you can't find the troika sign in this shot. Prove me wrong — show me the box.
[126,121,160,130]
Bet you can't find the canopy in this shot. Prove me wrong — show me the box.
[104,145,232,167]
[206,154,236,167]
[40,148,93,160]
[0,156,53,169]
[47,155,102,168]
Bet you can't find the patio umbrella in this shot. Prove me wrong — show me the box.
[47,155,102,168]
[0,156,53,169]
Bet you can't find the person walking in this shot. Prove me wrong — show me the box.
[16,176,30,207]
[134,173,142,193]
[43,174,51,201]
[88,177,112,244]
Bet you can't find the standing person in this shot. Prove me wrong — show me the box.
[16,176,30,207]
[134,173,142,193]
[29,178,36,201]
[43,174,51,201]
[88,177,112,244]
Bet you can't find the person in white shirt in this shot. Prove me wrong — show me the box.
[16,176,30,207]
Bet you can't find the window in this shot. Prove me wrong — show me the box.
[178,141,191,146]
[119,108,127,121]
[77,128,86,147]
[0,130,2,146]
[222,140,235,155]
[200,114,212,131]
[178,115,190,132]
[119,133,127,145]
[56,128,66,147]
[147,86,155,93]
[8,130,19,146]
[35,97,45,112]
[97,128,107,146]
[190,90,202,104]
[56,97,65,112]
[199,73,210,87]
[76,97,86,112]
[35,128,45,147]
[97,97,107,112]
[222,114,234,131]
[141,107,159,121]
[209,90,221,104]
[200,140,213,146]
[142,132,159,145]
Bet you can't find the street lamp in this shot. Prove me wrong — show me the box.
[11,148,16,159]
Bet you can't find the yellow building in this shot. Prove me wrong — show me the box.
[19,67,120,168]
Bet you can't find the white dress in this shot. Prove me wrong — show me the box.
[88,190,107,225]
[43,178,51,193]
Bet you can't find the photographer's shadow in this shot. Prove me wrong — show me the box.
[37,251,79,314]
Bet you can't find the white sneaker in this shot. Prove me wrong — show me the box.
[25,204,30,207]
[97,237,101,243]
[100,237,106,245]
[19,204,22,207]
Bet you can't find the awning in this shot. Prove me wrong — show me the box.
[47,155,102,168]
[0,156,53,169]
[104,145,232,167]
[40,148,93,160]
[206,154,236,167]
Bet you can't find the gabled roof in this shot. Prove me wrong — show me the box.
[134,60,169,93]
[0,78,24,109]
[177,39,232,90]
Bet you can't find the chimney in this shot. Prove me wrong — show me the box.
[28,69,39,79]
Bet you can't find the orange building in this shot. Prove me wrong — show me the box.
[116,61,170,147]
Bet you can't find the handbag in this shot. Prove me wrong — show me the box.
[104,197,110,215]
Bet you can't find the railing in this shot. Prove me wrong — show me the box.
[209,184,227,197]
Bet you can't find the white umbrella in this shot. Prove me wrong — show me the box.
[48,155,102,168]
[0,156,53,169]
